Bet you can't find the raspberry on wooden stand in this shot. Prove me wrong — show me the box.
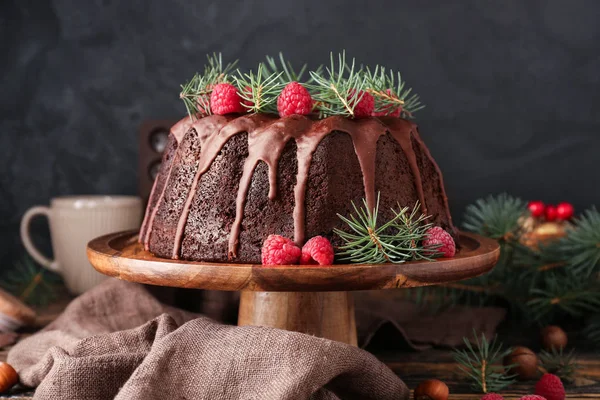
[535,373,565,400]
[261,235,301,265]
[300,236,334,265]
[423,227,456,258]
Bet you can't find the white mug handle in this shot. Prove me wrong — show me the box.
[20,206,60,272]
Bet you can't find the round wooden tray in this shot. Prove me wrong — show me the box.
[87,230,499,345]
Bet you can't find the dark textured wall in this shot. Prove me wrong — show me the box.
[1,0,599,267]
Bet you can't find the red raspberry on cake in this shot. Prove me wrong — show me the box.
[372,89,402,117]
[519,396,547,400]
[423,226,456,258]
[480,394,504,400]
[210,83,245,115]
[535,374,565,400]
[349,89,375,118]
[261,235,301,265]
[277,82,313,117]
[300,236,334,265]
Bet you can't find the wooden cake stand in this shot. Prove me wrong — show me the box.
[87,231,499,345]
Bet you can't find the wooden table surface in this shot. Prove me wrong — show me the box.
[1,298,599,399]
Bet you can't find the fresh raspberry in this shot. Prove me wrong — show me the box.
[372,89,402,117]
[423,226,456,258]
[519,396,547,400]
[480,394,504,400]
[349,89,375,118]
[210,83,245,115]
[277,82,313,117]
[300,236,334,265]
[535,374,565,400]
[261,235,301,265]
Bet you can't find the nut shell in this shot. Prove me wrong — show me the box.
[541,325,568,351]
[503,346,538,380]
[0,362,18,393]
[414,379,449,400]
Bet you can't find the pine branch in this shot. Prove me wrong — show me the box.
[584,315,600,347]
[334,194,436,264]
[264,52,309,83]
[363,65,424,118]
[233,64,284,114]
[453,331,516,393]
[1,255,61,306]
[179,53,238,119]
[308,51,367,118]
[559,208,600,278]
[539,347,579,383]
[462,193,527,242]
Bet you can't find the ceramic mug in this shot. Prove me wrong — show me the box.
[20,195,142,294]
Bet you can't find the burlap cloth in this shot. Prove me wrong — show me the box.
[8,279,505,399]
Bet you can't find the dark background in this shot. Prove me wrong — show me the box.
[1,0,599,269]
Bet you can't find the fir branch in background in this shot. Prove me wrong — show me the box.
[264,52,308,83]
[453,332,516,394]
[363,65,424,118]
[559,208,600,278]
[463,193,526,242]
[180,53,238,118]
[584,315,600,347]
[539,347,579,383]
[334,194,435,264]
[309,51,367,118]
[1,255,61,307]
[234,64,283,114]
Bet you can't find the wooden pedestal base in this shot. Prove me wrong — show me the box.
[238,291,358,345]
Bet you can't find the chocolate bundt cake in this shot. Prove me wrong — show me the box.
[139,113,456,263]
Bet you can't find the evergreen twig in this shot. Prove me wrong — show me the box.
[539,347,579,383]
[233,64,284,114]
[1,255,61,306]
[363,66,424,118]
[453,331,516,393]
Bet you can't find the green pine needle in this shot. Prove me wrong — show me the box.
[539,347,579,383]
[1,255,62,307]
[453,331,516,394]
[363,65,424,118]
[309,51,368,118]
[233,63,284,114]
[559,208,600,278]
[334,193,436,264]
[462,193,527,242]
[264,52,308,84]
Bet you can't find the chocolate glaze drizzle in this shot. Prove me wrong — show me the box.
[141,114,452,260]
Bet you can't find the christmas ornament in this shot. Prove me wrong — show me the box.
[541,326,567,351]
[544,205,557,222]
[0,362,18,393]
[413,379,449,400]
[534,373,565,400]
[261,235,301,265]
[555,203,574,221]
[503,346,538,380]
[528,201,545,218]
[300,236,334,265]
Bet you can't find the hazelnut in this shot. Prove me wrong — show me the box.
[503,346,538,380]
[0,362,18,393]
[541,325,568,351]
[414,379,449,400]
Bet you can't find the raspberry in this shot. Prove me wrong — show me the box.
[372,89,402,117]
[481,394,504,400]
[277,82,313,117]
[261,235,301,265]
[535,374,565,400]
[350,89,375,118]
[519,396,547,400]
[300,236,334,265]
[423,226,456,258]
[210,83,245,115]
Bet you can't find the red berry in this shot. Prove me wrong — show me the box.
[519,396,547,400]
[277,82,313,117]
[261,235,301,265]
[423,227,456,258]
[528,201,546,218]
[535,374,565,400]
[372,89,402,117]
[350,89,375,118]
[210,83,245,115]
[545,205,558,222]
[555,202,574,220]
[300,236,334,265]
[481,394,504,400]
